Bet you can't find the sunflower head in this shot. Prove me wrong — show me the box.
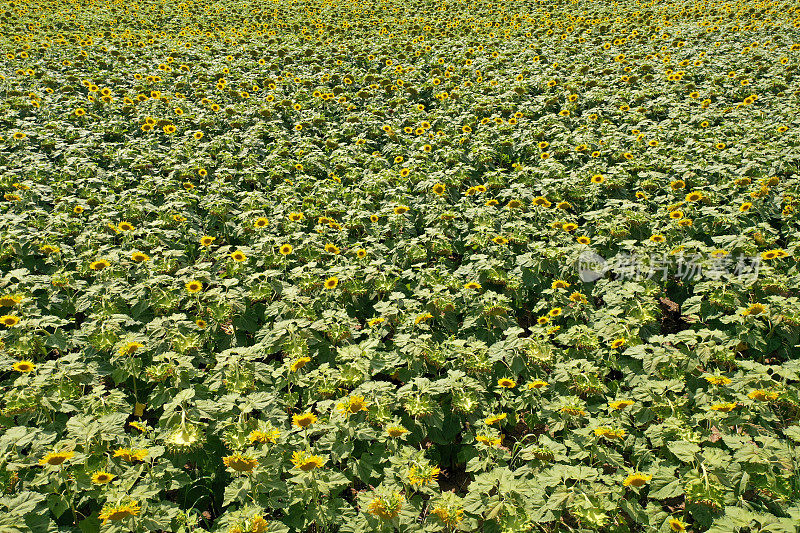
[12,360,35,372]
[39,450,75,466]
[291,450,325,472]
[292,412,318,428]
[185,281,203,293]
[1,314,21,327]
[223,453,258,472]
[279,244,293,255]
[98,501,141,524]
[323,277,339,290]
[497,378,517,389]
[91,471,116,484]
[622,472,652,488]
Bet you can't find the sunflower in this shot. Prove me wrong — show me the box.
[291,450,325,471]
[39,450,75,466]
[387,426,408,438]
[761,249,787,260]
[576,236,591,245]
[230,250,246,262]
[223,453,258,472]
[1,315,21,327]
[464,282,481,290]
[492,236,509,245]
[527,380,548,390]
[669,211,684,220]
[98,501,141,524]
[432,183,446,195]
[323,277,339,290]
[196,319,207,329]
[356,248,367,259]
[324,243,340,254]
[590,174,605,184]
[393,205,409,215]
[12,360,35,372]
[113,448,148,462]
[507,199,523,209]
[685,191,704,202]
[551,280,570,290]
[594,427,626,440]
[279,244,293,256]
[185,281,203,293]
[367,492,404,520]
[131,251,149,262]
[741,302,766,317]
[293,412,317,428]
[90,259,110,271]
[118,221,135,231]
[200,236,215,246]
[610,338,626,349]
[118,342,143,356]
[497,378,517,389]
[407,465,440,486]
[91,471,116,485]
[485,413,507,425]
[337,395,368,416]
[622,472,652,488]
[668,518,688,532]
[609,399,634,410]
[710,403,737,412]
[704,375,732,385]
[748,389,779,401]
[254,217,269,228]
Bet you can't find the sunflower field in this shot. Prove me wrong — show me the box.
[1,0,800,531]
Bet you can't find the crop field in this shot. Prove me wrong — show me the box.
[2,0,800,531]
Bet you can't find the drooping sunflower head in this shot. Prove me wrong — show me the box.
[386,426,408,438]
[223,453,258,472]
[291,450,325,471]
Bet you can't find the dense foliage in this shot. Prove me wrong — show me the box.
[1,0,800,531]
